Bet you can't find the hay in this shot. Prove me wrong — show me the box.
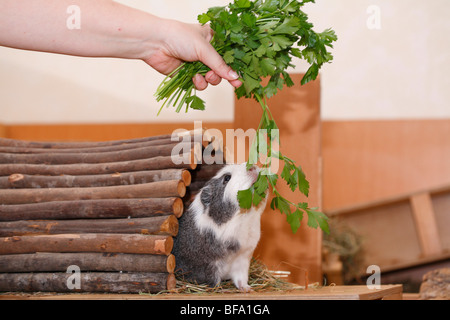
[322,219,365,283]
[150,258,307,295]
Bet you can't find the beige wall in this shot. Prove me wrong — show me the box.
[1,0,449,124]
[305,0,450,120]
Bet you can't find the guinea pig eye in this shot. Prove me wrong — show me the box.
[223,174,231,184]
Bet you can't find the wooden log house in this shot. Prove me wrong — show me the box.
[0,129,224,294]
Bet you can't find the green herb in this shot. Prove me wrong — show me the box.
[155,0,336,234]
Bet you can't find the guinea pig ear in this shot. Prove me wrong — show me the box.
[200,185,213,206]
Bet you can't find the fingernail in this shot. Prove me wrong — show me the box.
[228,70,239,80]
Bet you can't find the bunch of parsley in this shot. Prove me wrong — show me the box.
[155,0,336,234]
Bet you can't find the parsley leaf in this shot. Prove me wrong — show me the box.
[306,208,330,234]
[234,0,252,8]
[185,95,205,111]
[237,188,253,209]
[287,209,303,233]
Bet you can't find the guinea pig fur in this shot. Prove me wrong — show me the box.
[172,163,267,292]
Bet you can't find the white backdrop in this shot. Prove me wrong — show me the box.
[0,0,449,124]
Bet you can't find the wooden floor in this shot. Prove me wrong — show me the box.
[0,285,403,300]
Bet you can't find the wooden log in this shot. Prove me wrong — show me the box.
[0,215,179,237]
[0,252,176,273]
[0,169,191,189]
[0,142,198,165]
[0,233,173,255]
[0,180,186,204]
[0,132,205,154]
[0,137,176,154]
[0,135,173,149]
[0,197,184,221]
[0,153,197,176]
[0,272,175,293]
[0,128,203,149]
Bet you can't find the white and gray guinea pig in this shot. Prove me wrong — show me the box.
[172,163,267,292]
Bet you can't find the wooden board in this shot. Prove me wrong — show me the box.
[0,125,5,138]
[322,119,450,211]
[0,122,232,142]
[410,193,442,256]
[433,189,450,251]
[327,185,450,274]
[234,74,322,285]
[0,285,403,300]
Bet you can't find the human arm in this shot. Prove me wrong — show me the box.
[0,0,241,89]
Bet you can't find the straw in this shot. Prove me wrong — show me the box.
[148,258,315,296]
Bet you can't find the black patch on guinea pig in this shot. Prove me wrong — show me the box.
[200,175,238,226]
[173,203,240,287]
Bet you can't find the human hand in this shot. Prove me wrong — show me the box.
[142,19,242,91]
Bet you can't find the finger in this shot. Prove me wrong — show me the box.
[197,41,240,82]
[229,78,243,88]
[205,70,222,86]
[192,73,208,91]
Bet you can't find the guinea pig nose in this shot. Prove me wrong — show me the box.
[247,165,259,184]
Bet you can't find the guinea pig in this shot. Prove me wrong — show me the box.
[172,163,267,292]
